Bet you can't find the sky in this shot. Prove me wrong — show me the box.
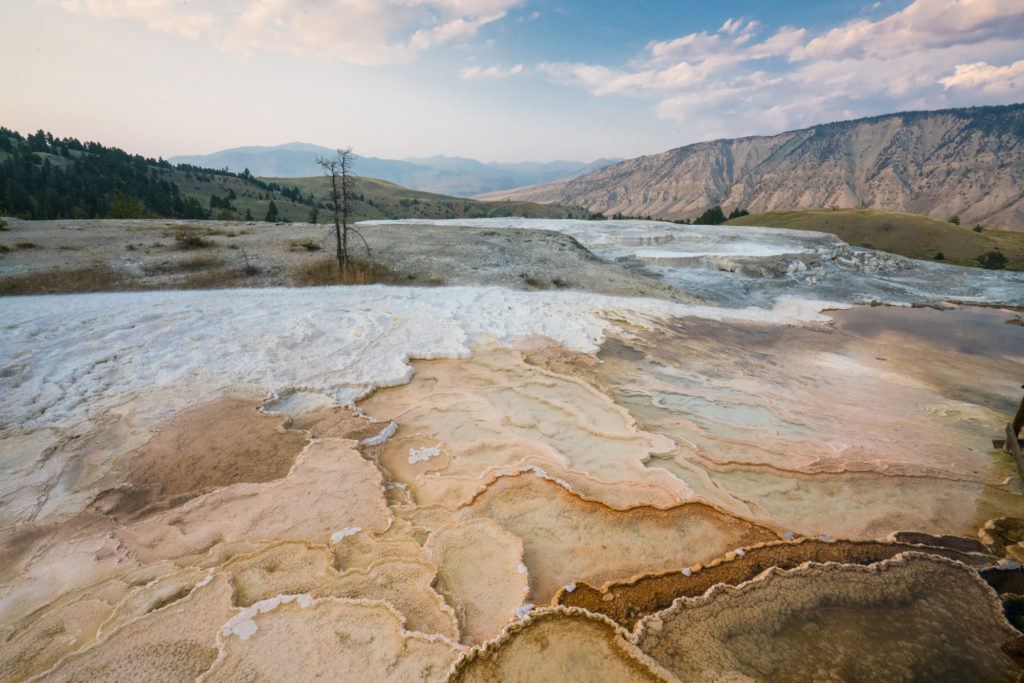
[1,0,1023,162]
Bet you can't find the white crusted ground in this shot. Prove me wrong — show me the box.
[362,218,1024,307]
[0,285,840,437]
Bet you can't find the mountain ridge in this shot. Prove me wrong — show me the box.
[479,103,1024,230]
[169,144,620,197]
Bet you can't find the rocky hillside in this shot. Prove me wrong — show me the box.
[481,104,1024,229]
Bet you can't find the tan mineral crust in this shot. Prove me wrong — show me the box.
[1,290,1022,681]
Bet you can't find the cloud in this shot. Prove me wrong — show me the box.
[48,0,524,64]
[791,0,1024,61]
[410,12,507,50]
[54,0,219,39]
[460,63,524,79]
[539,0,1024,139]
[940,60,1024,94]
[719,17,756,36]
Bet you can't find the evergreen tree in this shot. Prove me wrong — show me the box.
[264,200,279,222]
[694,205,727,225]
[978,249,1007,269]
[0,127,316,220]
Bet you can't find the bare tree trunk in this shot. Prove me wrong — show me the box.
[330,166,343,273]
[317,149,354,276]
[339,148,352,273]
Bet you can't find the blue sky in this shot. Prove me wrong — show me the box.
[2,0,1022,162]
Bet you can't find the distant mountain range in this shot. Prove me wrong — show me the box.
[169,143,620,197]
[480,104,1024,230]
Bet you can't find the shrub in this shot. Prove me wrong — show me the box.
[239,249,259,277]
[977,249,1007,270]
[948,215,960,225]
[520,274,543,288]
[292,257,396,286]
[933,252,945,261]
[174,231,212,249]
[0,218,8,230]
[15,242,37,249]
[973,225,984,233]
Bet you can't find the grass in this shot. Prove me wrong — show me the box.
[292,257,398,286]
[725,209,1024,270]
[173,231,213,249]
[142,255,225,275]
[290,240,322,252]
[0,264,126,295]
[181,268,255,289]
[265,175,580,222]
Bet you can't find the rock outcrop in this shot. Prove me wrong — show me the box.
[482,104,1024,229]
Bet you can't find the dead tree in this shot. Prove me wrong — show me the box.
[316,148,356,274]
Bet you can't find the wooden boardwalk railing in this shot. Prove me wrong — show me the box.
[1004,385,1024,474]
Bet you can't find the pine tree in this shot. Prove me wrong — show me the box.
[264,200,279,222]
[694,205,727,225]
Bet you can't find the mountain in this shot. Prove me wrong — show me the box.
[0,128,577,222]
[0,127,314,221]
[170,145,619,197]
[480,104,1024,230]
[265,175,579,222]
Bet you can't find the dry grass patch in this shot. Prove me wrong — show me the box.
[182,268,254,289]
[726,209,1024,270]
[142,255,225,275]
[290,240,322,252]
[173,231,213,249]
[292,257,398,286]
[0,263,126,295]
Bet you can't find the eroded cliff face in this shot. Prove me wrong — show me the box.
[487,105,1024,228]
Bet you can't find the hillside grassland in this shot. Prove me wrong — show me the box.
[725,209,1024,270]
[262,175,579,221]
[0,127,578,225]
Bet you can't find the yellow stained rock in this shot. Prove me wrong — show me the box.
[357,349,687,510]
[450,608,667,682]
[40,574,235,682]
[205,598,458,682]
[634,553,1019,681]
[222,542,459,639]
[117,438,392,563]
[425,518,529,645]
[456,473,778,603]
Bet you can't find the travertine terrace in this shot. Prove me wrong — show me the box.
[1,218,1023,681]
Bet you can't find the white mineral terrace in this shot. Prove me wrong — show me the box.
[1,219,1023,681]
[364,218,1024,308]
